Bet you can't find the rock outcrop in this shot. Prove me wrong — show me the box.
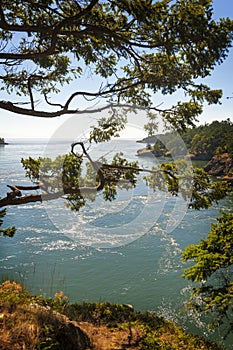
[137,147,171,157]
[204,153,233,178]
[186,153,212,161]
[137,147,155,157]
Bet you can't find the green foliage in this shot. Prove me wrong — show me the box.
[0,280,30,305]
[21,156,41,181]
[21,149,140,209]
[0,1,233,127]
[22,154,83,191]
[63,301,135,325]
[138,320,221,350]
[182,119,233,158]
[189,169,230,210]
[145,161,230,210]
[182,212,233,337]
[162,101,203,132]
[182,212,233,280]
[21,149,230,212]
[151,119,233,158]
[89,112,127,143]
[0,208,16,237]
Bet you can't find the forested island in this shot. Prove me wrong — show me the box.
[137,119,233,178]
[0,137,8,145]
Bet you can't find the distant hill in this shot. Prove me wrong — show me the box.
[181,118,233,159]
[137,135,158,144]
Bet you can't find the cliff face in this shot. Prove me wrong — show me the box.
[204,153,233,178]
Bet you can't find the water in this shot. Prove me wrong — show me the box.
[0,139,232,349]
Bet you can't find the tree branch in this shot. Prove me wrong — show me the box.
[0,186,103,208]
[0,100,123,118]
[63,81,142,110]
[0,1,100,61]
[0,2,52,35]
[0,79,143,117]
[0,100,74,117]
[27,76,35,111]
[0,142,177,208]
[44,93,64,108]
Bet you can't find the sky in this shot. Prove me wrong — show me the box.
[0,0,233,140]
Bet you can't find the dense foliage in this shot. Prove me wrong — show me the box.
[0,0,233,129]
[148,119,233,158]
[182,119,233,158]
[20,148,140,210]
[15,145,229,212]
[182,212,233,338]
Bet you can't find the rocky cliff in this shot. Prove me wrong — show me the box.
[204,153,233,178]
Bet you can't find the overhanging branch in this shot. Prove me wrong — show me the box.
[0,100,129,118]
[0,142,177,208]
[0,100,74,118]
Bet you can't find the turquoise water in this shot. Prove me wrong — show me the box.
[0,139,232,349]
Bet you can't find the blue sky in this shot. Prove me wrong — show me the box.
[0,0,233,139]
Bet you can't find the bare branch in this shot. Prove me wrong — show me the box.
[63,80,143,110]
[28,76,35,110]
[0,49,59,60]
[44,93,64,108]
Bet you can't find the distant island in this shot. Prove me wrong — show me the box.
[0,137,8,145]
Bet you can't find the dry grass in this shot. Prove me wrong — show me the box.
[0,281,90,349]
[77,321,142,350]
[0,281,223,350]
[0,302,140,350]
[0,305,40,350]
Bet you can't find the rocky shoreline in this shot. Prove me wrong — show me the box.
[137,146,233,180]
[204,153,233,180]
[136,146,171,158]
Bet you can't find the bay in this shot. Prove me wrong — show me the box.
[0,138,232,349]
